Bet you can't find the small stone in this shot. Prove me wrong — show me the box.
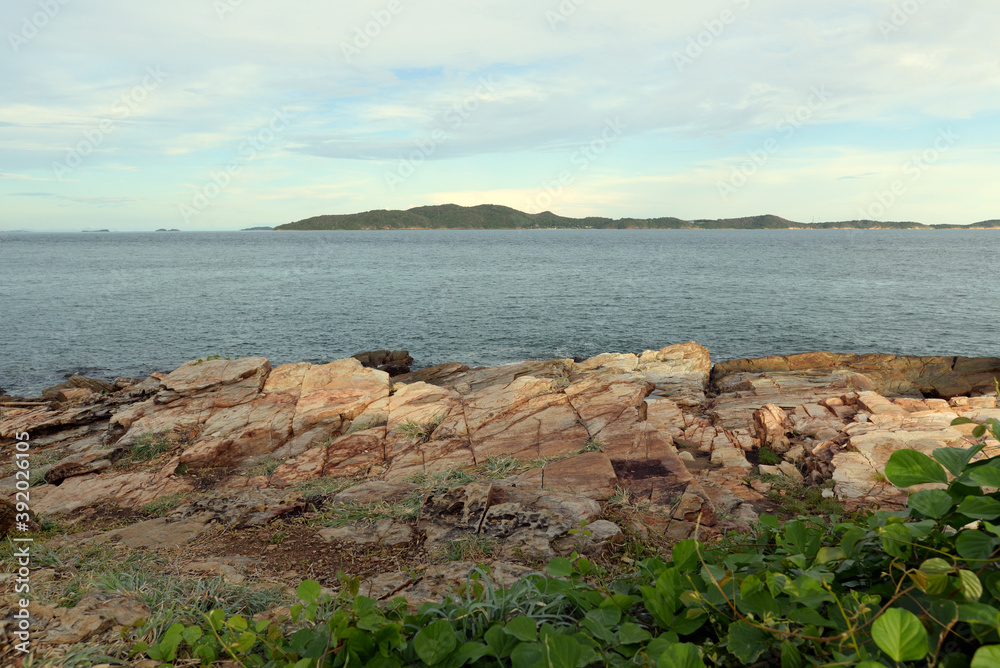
[822,489,835,499]
[678,450,695,462]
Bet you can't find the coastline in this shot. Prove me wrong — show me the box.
[2,342,998,658]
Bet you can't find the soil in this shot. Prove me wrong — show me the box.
[182,516,429,588]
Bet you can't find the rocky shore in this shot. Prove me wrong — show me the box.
[2,343,999,662]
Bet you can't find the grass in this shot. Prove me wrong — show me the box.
[406,467,479,492]
[395,415,445,442]
[755,473,844,518]
[116,431,173,466]
[0,535,290,663]
[140,493,188,517]
[244,458,282,477]
[580,438,604,454]
[439,535,502,563]
[316,497,422,528]
[481,454,523,479]
[291,476,360,496]
[758,445,782,465]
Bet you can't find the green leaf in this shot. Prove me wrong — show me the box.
[957,496,1000,520]
[510,642,543,668]
[815,547,846,565]
[546,557,573,578]
[725,621,770,664]
[908,489,955,518]
[541,634,583,668]
[967,462,1000,488]
[920,558,953,574]
[956,530,999,563]
[617,623,651,645]
[780,640,804,668]
[871,608,929,662]
[670,540,702,571]
[959,570,984,603]
[296,580,321,604]
[879,523,912,560]
[455,642,491,665]
[182,626,203,644]
[504,616,538,643]
[958,602,1000,627]
[657,642,705,668]
[934,444,985,477]
[972,645,1000,668]
[413,620,458,666]
[226,615,248,632]
[884,450,948,488]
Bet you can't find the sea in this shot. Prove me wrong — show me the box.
[1,229,998,397]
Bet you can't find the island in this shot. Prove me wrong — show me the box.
[241,226,274,231]
[155,228,181,232]
[275,203,1000,231]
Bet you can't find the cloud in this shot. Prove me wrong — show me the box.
[1,0,998,228]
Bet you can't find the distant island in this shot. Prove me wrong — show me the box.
[274,204,1000,231]
[242,226,274,231]
[155,228,181,232]
[82,229,110,233]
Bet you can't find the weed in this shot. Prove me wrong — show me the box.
[407,467,478,492]
[440,535,501,563]
[269,531,288,545]
[395,414,444,442]
[117,431,173,466]
[140,493,187,517]
[291,476,359,497]
[758,445,782,465]
[317,498,421,527]
[244,458,281,477]
[481,454,523,479]
[872,470,890,483]
[580,438,604,454]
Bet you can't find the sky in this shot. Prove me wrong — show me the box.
[1,0,998,230]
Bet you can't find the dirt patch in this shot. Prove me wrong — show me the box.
[183,518,429,588]
[610,459,671,480]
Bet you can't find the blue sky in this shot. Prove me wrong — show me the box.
[1,0,998,230]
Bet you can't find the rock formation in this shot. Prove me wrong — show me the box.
[1,343,998,656]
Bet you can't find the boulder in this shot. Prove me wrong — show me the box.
[752,404,795,452]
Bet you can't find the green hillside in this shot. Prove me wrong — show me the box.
[274,205,996,231]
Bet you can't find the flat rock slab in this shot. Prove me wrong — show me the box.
[102,516,215,550]
[319,519,415,547]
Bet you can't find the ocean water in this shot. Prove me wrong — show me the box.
[1,229,998,396]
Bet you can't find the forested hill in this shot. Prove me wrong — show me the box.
[274,204,1000,230]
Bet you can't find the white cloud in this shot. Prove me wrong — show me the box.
[0,0,997,228]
